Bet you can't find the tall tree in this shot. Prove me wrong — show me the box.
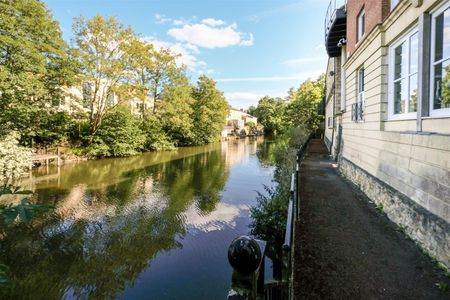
[0,0,76,143]
[287,74,325,130]
[126,39,182,113]
[252,96,288,135]
[73,15,136,136]
[191,75,229,144]
[158,79,195,146]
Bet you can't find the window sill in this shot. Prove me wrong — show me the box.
[422,115,450,120]
[385,114,417,121]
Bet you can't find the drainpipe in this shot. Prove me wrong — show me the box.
[329,59,336,156]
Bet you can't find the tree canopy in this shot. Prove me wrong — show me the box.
[251,74,325,135]
[0,0,77,143]
[191,75,230,144]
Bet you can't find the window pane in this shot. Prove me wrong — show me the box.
[394,79,407,114]
[394,42,407,80]
[358,68,364,92]
[435,8,450,62]
[409,74,418,113]
[409,32,418,74]
[433,59,450,109]
[435,13,444,61]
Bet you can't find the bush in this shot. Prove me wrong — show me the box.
[83,107,146,157]
[0,132,31,186]
[250,127,308,243]
[141,114,175,151]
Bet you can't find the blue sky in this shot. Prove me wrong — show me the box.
[44,0,329,109]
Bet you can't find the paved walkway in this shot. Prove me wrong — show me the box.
[293,139,450,299]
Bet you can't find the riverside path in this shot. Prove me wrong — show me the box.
[293,139,450,299]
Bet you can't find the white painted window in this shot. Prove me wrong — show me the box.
[388,29,419,119]
[352,67,364,122]
[357,9,365,42]
[430,2,450,117]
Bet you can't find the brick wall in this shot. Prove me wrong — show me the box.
[346,0,391,55]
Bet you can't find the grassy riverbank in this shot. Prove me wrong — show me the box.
[250,126,309,244]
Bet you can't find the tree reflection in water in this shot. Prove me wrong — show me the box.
[0,145,230,299]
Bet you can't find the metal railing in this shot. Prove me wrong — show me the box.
[351,101,364,122]
[324,0,347,42]
[280,134,312,300]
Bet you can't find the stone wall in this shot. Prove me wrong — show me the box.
[339,157,450,268]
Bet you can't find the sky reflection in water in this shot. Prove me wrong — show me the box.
[0,138,276,299]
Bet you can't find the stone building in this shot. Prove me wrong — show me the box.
[324,0,450,267]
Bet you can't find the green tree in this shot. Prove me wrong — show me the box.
[73,15,137,136]
[126,38,183,112]
[0,0,77,144]
[252,96,288,135]
[247,105,257,116]
[84,107,146,157]
[159,80,195,146]
[191,75,229,144]
[140,114,175,150]
[148,48,182,113]
[287,74,325,130]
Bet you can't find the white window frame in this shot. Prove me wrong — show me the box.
[430,2,450,117]
[357,9,365,42]
[388,27,419,120]
[353,66,365,122]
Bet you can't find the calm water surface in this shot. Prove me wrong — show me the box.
[1,137,276,299]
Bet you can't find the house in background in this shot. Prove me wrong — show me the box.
[60,81,154,117]
[227,107,258,129]
[222,107,259,137]
[324,0,450,267]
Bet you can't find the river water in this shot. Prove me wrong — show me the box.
[1,137,276,299]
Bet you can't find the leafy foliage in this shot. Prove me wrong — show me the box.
[73,15,138,135]
[287,74,325,131]
[191,75,229,144]
[0,0,77,144]
[0,132,31,186]
[251,96,288,135]
[83,107,146,157]
[141,114,175,151]
[250,127,309,243]
[159,81,195,146]
[251,74,325,135]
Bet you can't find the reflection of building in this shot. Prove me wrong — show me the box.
[221,137,260,167]
[324,0,450,266]
[60,80,154,117]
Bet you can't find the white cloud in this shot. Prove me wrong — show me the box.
[155,13,171,25]
[173,19,186,26]
[224,91,291,108]
[142,36,208,72]
[168,21,254,49]
[224,92,266,108]
[185,202,249,232]
[201,18,225,27]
